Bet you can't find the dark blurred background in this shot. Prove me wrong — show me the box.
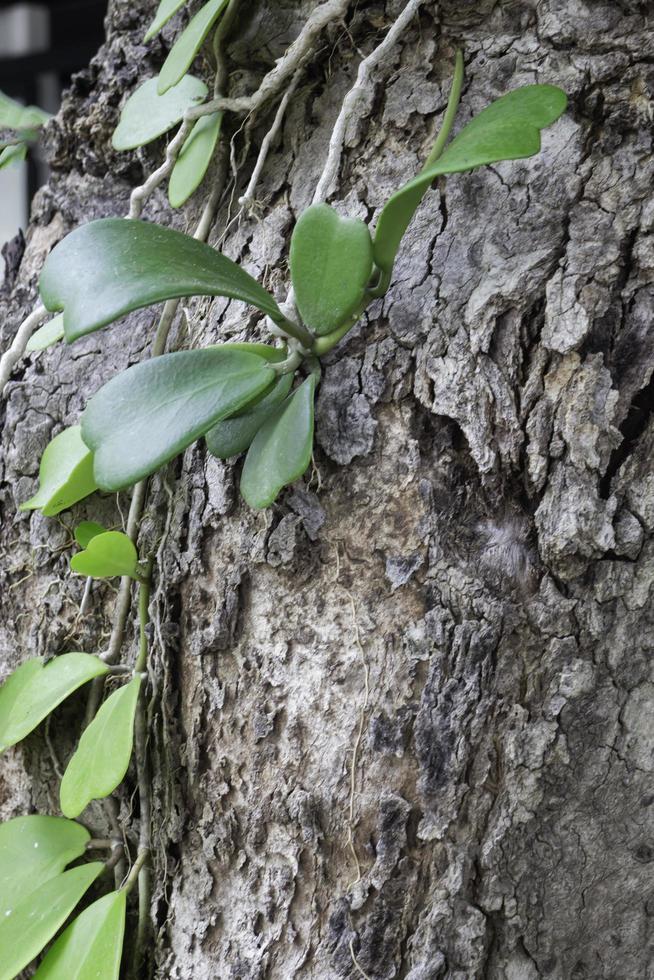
[0,0,107,272]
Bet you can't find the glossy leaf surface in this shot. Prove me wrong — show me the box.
[74,521,106,548]
[71,531,139,580]
[240,375,316,509]
[33,890,126,980]
[290,204,373,335]
[0,862,103,980]
[374,84,567,272]
[205,344,292,458]
[144,0,187,40]
[111,75,207,150]
[40,218,284,341]
[158,0,229,94]
[0,654,108,752]
[0,815,89,917]
[19,425,97,517]
[82,347,275,491]
[168,111,222,207]
[26,313,64,352]
[60,676,141,818]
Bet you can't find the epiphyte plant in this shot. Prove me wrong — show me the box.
[0,6,567,977]
[0,89,50,170]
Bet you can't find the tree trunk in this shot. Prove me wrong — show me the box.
[1,1,653,978]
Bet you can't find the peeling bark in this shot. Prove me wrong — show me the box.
[1,1,654,978]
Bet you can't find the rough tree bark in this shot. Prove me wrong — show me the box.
[1,1,653,978]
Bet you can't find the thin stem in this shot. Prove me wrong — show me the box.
[422,48,464,171]
[312,0,427,205]
[121,849,148,895]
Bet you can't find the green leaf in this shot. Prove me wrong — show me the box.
[19,425,98,517]
[40,218,285,342]
[33,890,126,980]
[25,313,65,352]
[0,141,27,169]
[0,654,108,753]
[290,204,373,336]
[158,0,230,95]
[144,0,187,40]
[0,89,50,130]
[111,75,207,151]
[374,83,567,273]
[82,347,276,491]
[70,531,139,580]
[0,862,103,980]
[240,375,317,509]
[0,815,90,917]
[74,521,106,548]
[60,676,141,818]
[205,343,293,458]
[168,111,222,208]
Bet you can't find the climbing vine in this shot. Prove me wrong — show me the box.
[0,0,566,975]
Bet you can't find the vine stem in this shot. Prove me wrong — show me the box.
[0,303,48,397]
[185,0,350,122]
[312,0,428,205]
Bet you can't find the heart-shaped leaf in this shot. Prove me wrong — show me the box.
[158,0,230,95]
[40,218,285,342]
[26,313,64,353]
[374,83,567,273]
[19,425,98,517]
[33,890,126,980]
[0,815,90,918]
[81,347,276,491]
[60,676,141,818]
[111,74,207,151]
[205,344,293,459]
[70,531,139,580]
[240,375,316,509]
[290,204,373,336]
[0,862,103,980]
[0,654,108,752]
[74,521,106,548]
[168,111,222,208]
[144,0,187,40]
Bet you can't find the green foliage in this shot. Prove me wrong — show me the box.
[111,75,207,150]
[74,521,106,548]
[0,654,108,752]
[240,375,317,509]
[0,815,90,918]
[19,425,97,516]
[81,346,276,490]
[0,862,102,980]
[25,313,65,352]
[204,344,293,458]
[39,218,285,341]
[0,90,50,130]
[290,203,374,335]
[33,890,126,980]
[144,0,187,41]
[168,111,223,207]
[60,676,141,818]
[158,0,230,95]
[374,82,567,273]
[70,531,140,580]
[0,89,50,169]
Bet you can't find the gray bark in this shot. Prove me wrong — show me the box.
[1,1,653,978]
